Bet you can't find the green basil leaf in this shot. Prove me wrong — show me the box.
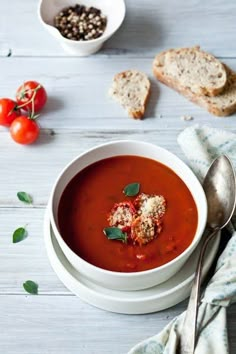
[123,183,140,197]
[103,227,127,243]
[17,192,33,204]
[23,280,38,295]
[12,227,28,243]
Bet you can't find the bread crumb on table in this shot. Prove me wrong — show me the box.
[180,115,194,121]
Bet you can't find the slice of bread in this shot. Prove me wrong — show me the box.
[153,47,227,97]
[196,68,236,116]
[153,50,236,117]
[109,70,150,119]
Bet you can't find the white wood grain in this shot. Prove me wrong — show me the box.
[0,208,68,294]
[0,57,236,131]
[1,0,236,57]
[0,295,189,354]
[0,294,235,354]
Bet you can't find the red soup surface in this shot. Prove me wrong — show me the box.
[58,155,198,272]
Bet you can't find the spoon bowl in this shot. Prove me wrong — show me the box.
[203,155,236,229]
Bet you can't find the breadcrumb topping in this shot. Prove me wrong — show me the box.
[106,192,167,246]
[108,202,135,230]
[135,193,166,218]
[131,216,162,246]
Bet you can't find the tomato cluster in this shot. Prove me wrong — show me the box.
[0,81,47,144]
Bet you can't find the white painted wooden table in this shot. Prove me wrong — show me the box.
[1,1,236,353]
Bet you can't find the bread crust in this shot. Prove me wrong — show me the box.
[153,52,236,117]
[128,88,150,119]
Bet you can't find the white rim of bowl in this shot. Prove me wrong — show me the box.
[49,140,207,278]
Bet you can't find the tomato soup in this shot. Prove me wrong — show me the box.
[58,156,198,272]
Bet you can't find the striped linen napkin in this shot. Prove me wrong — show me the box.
[128,125,236,354]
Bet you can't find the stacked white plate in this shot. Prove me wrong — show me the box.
[44,209,220,315]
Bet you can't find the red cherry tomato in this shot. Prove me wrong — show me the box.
[10,116,40,145]
[16,81,47,113]
[0,98,21,127]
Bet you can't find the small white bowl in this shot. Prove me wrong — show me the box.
[49,141,207,291]
[38,0,126,56]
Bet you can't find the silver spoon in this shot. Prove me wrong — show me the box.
[180,155,236,354]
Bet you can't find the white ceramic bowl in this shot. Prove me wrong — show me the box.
[38,0,126,56]
[49,141,207,291]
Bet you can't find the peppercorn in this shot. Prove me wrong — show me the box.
[54,3,107,41]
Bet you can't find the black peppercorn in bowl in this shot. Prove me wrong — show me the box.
[38,0,126,56]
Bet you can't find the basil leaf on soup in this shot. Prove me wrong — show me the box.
[103,227,127,243]
[17,192,33,204]
[123,183,140,197]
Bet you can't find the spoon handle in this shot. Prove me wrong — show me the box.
[179,228,219,354]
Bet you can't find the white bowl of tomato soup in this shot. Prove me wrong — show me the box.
[49,140,207,291]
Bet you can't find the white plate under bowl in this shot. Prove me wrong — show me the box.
[44,209,220,314]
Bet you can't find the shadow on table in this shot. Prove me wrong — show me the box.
[145,78,160,119]
[43,96,64,115]
[104,7,163,53]
[34,128,56,146]
[203,227,231,287]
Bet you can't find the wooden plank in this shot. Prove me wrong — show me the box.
[0,294,235,353]
[0,57,236,131]
[2,0,236,57]
[0,129,194,207]
[0,208,69,294]
[1,125,236,207]
[0,295,184,353]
